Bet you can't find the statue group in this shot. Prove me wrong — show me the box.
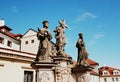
[35,20,89,66]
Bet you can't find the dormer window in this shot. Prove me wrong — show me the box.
[103,71,109,75]
[113,70,120,75]
[1,28,9,34]
[2,29,5,32]
[0,25,12,34]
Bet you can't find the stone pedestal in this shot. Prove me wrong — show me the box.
[31,62,57,82]
[53,56,72,82]
[72,65,93,82]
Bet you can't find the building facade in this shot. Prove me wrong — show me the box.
[99,66,120,82]
[0,19,22,50]
[0,19,35,82]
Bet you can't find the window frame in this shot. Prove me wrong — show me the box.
[24,71,33,82]
[104,78,107,82]
[112,78,114,81]
[7,40,12,47]
[25,41,28,44]
[0,37,4,44]
[31,39,34,43]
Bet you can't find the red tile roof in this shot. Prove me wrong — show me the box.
[99,66,120,76]
[73,58,99,66]
[87,58,99,65]
[0,25,12,31]
[0,25,22,40]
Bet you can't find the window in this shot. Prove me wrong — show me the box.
[112,78,114,81]
[116,77,119,81]
[24,71,33,82]
[1,29,5,32]
[31,39,34,43]
[7,40,12,47]
[25,41,28,44]
[113,70,120,75]
[104,78,107,82]
[0,37,4,44]
[103,71,109,75]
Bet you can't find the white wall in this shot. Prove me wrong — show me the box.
[90,75,99,82]
[0,60,35,82]
[100,76,120,82]
[0,33,20,50]
[20,30,39,54]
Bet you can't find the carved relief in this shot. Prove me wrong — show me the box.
[61,70,69,82]
[50,46,57,56]
[39,72,50,82]
[56,68,71,82]
[78,73,90,82]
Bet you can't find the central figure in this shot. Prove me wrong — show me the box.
[54,20,68,56]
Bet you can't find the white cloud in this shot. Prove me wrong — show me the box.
[11,6,18,13]
[88,33,105,46]
[94,34,105,39]
[88,40,96,46]
[76,12,97,21]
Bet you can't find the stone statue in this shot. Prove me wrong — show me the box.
[51,46,57,56]
[35,20,52,61]
[54,20,68,55]
[76,33,89,66]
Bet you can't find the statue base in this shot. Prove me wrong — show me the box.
[72,65,93,82]
[72,65,93,73]
[52,55,72,82]
[31,61,57,82]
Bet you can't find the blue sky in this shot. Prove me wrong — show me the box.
[0,0,120,68]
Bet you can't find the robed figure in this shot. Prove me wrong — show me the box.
[54,20,68,56]
[35,20,52,61]
[76,33,89,66]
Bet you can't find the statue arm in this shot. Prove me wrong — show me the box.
[76,39,82,48]
[37,28,45,40]
[47,30,52,40]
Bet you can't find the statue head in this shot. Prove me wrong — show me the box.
[79,33,83,39]
[42,20,49,28]
[79,33,83,36]
[59,19,68,28]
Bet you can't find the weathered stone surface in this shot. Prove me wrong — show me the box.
[35,20,52,62]
[76,33,89,66]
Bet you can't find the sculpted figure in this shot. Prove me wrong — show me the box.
[54,20,68,55]
[76,33,89,66]
[51,46,57,56]
[35,20,52,61]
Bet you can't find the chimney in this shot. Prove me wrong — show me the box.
[0,18,5,26]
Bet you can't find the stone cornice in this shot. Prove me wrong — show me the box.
[0,64,4,67]
[0,47,36,62]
